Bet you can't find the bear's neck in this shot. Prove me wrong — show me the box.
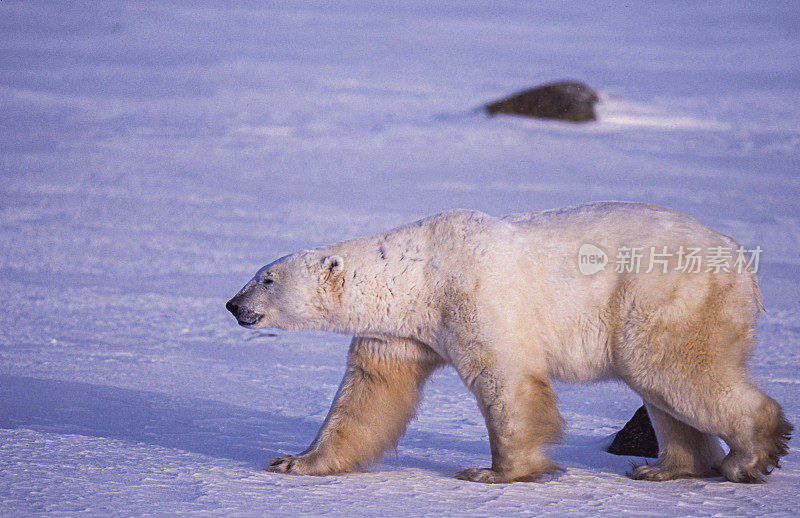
[323,224,432,340]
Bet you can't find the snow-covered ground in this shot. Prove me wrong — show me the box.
[1,1,799,515]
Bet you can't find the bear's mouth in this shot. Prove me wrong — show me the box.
[237,314,263,327]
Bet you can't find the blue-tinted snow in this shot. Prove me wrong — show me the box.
[1,1,798,515]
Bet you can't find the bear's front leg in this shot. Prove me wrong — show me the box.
[454,360,564,483]
[267,335,442,476]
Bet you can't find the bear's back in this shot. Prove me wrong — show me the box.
[502,201,735,252]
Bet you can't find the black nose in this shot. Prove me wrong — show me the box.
[226,300,238,315]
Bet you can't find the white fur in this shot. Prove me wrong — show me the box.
[228,201,790,483]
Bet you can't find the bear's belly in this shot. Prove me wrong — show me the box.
[545,339,616,384]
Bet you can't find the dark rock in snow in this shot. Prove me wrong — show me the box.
[607,405,659,458]
[485,81,598,122]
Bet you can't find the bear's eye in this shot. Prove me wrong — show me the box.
[260,277,273,286]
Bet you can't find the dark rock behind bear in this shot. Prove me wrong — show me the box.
[607,405,659,458]
[485,81,598,122]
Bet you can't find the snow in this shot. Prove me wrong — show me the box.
[1,0,798,515]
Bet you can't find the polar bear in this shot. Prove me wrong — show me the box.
[226,202,791,483]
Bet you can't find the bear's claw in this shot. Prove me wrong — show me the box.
[265,453,347,476]
[627,460,720,482]
[266,455,298,473]
[455,468,505,483]
[456,464,561,483]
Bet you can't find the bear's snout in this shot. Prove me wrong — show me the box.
[226,296,263,327]
[225,299,239,315]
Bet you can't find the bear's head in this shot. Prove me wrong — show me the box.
[226,251,345,331]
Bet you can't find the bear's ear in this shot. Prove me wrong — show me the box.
[322,255,344,277]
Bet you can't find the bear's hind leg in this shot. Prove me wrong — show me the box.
[629,403,724,481]
[716,386,792,483]
[268,336,442,476]
[454,366,564,483]
[620,279,792,483]
[629,375,791,483]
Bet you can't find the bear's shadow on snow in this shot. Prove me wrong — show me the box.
[0,375,634,478]
[0,375,316,468]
